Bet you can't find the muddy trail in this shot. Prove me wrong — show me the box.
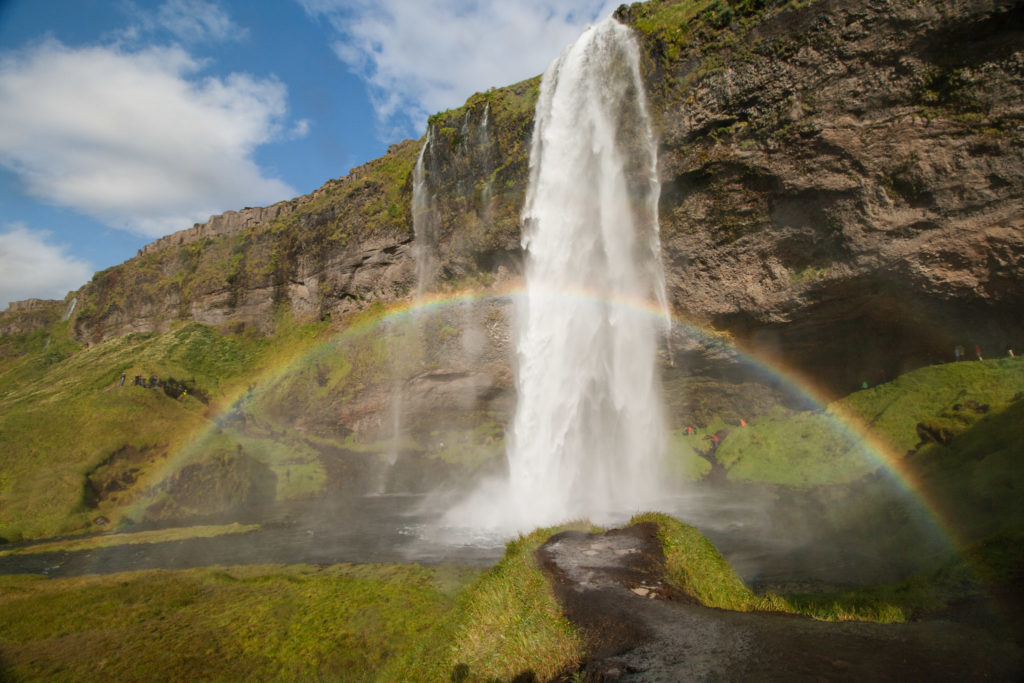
[537,523,1023,681]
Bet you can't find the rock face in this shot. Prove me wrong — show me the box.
[635,0,1024,392]
[0,299,65,337]
[70,141,423,341]
[5,0,1021,395]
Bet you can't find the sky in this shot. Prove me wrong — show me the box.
[0,0,618,309]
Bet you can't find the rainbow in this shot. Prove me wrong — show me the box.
[133,285,962,553]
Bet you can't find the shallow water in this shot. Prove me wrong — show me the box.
[0,494,503,578]
[0,485,948,590]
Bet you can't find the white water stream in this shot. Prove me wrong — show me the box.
[446,18,672,533]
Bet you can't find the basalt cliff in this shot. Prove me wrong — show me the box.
[5,0,1024,395]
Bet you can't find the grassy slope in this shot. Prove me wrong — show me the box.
[635,512,1024,628]
[709,360,1024,494]
[0,524,589,683]
[0,563,475,681]
[0,316,330,541]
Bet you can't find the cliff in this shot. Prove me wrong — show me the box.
[630,0,1024,391]
[3,0,1022,394]
[69,140,422,341]
[0,298,65,337]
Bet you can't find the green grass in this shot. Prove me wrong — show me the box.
[714,407,874,486]
[0,563,477,682]
[840,359,1024,456]
[633,512,1024,625]
[784,530,1024,626]
[632,512,787,612]
[1,515,1021,680]
[383,522,590,682]
[0,524,588,682]
[0,318,332,542]
[442,524,588,680]
[698,360,1024,492]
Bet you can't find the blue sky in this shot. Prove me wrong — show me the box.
[0,0,616,309]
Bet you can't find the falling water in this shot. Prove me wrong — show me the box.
[412,127,439,299]
[445,18,671,533]
[62,296,77,322]
[384,129,440,480]
[477,101,495,226]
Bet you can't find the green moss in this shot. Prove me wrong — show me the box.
[918,66,988,120]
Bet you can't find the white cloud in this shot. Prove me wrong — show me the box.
[157,0,247,43]
[0,40,299,238]
[298,0,618,138]
[0,224,93,309]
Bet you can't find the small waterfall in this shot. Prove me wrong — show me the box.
[477,101,495,226]
[412,127,440,299]
[446,18,671,533]
[382,129,439,486]
[62,296,77,322]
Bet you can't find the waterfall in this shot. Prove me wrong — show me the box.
[446,17,671,533]
[412,127,439,299]
[478,101,495,225]
[383,129,440,484]
[62,296,77,322]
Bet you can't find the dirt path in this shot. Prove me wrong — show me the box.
[537,523,1023,681]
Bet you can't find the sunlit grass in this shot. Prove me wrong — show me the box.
[382,522,591,682]
[2,516,1021,680]
[0,563,476,681]
[0,525,586,682]
[0,319,332,542]
[635,512,1024,626]
[703,360,1024,489]
[632,512,788,612]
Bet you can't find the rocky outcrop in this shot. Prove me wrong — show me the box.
[70,141,423,342]
[138,202,298,258]
[0,298,65,337]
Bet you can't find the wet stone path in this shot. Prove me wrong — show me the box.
[536,523,1022,681]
